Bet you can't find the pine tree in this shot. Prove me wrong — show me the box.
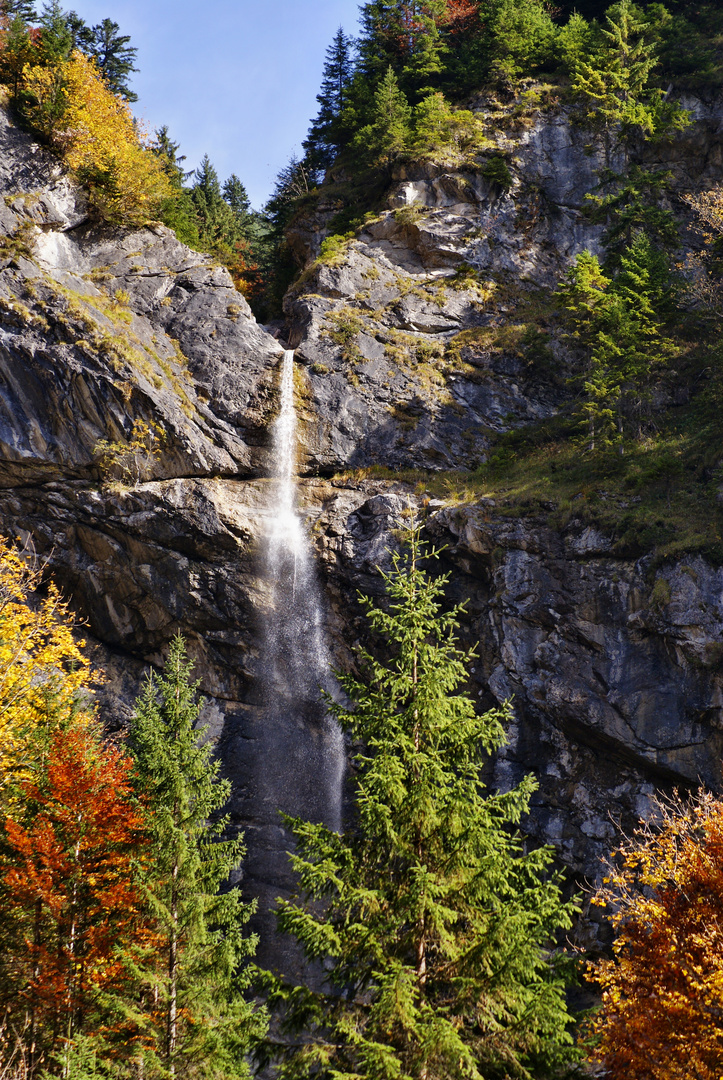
[63,11,94,53]
[130,636,265,1080]
[87,18,138,101]
[262,528,579,1080]
[303,26,356,172]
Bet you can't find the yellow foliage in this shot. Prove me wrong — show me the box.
[588,789,723,1077]
[94,417,165,486]
[0,537,94,801]
[21,52,172,225]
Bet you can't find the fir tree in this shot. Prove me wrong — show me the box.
[87,18,138,101]
[262,528,579,1080]
[130,636,265,1079]
[303,26,356,172]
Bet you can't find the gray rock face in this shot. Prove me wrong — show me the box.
[0,110,283,487]
[2,93,723,965]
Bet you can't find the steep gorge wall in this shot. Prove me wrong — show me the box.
[1,97,723,954]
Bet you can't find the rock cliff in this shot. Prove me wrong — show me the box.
[2,93,723,958]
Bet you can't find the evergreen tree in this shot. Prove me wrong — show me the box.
[87,17,138,101]
[583,164,679,269]
[63,10,94,53]
[354,65,412,165]
[303,26,356,172]
[223,173,251,218]
[0,14,39,94]
[557,238,675,451]
[262,529,579,1080]
[190,154,236,248]
[0,0,36,21]
[487,0,558,85]
[130,636,265,1079]
[151,126,200,248]
[38,0,72,60]
[572,0,689,156]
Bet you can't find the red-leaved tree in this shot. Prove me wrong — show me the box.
[1,718,153,1076]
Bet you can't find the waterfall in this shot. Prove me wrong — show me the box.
[263,350,335,719]
[245,349,344,970]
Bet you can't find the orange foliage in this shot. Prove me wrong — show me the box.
[20,51,172,224]
[2,719,153,1063]
[443,0,480,36]
[587,789,723,1078]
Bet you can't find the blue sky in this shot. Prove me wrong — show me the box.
[63,0,361,208]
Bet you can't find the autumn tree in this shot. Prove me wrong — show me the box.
[0,720,153,1078]
[0,537,92,801]
[20,50,172,224]
[0,538,154,1078]
[681,183,723,315]
[261,528,579,1079]
[587,788,723,1077]
[129,636,265,1079]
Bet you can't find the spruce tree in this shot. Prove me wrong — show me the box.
[572,0,689,158]
[0,0,36,22]
[87,18,138,101]
[303,26,356,172]
[262,528,579,1080]
[354,65,411,165]
[130,636,265,1080]
[38,0,72,61]
[223,174,251,218]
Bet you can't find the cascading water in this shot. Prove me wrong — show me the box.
[245,348,344,970]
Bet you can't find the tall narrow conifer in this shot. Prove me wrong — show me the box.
[262,528,579,1079]
[130,636,265,1079]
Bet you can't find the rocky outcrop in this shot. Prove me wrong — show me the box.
[0,107,283,488]
[2,89,723,965]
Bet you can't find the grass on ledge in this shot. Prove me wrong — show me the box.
[336,396,723,568]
